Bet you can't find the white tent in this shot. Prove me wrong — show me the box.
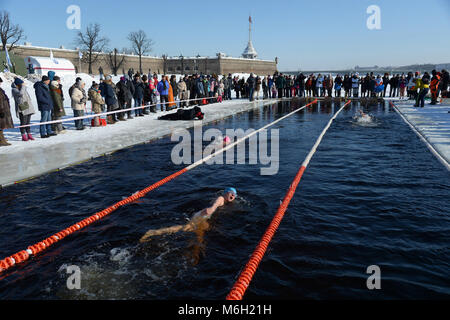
[25,56,76,76]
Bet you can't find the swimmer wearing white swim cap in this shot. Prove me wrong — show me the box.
[140,188,237,242]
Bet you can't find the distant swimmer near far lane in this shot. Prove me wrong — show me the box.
[139,187,237,242]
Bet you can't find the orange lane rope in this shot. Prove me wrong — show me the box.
[226,99,351,300]
[0,99,318,276]
[0,167,188,274]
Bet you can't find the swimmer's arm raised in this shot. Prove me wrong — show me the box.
[199,196,225,218]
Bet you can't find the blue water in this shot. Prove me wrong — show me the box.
[0,100,448,299]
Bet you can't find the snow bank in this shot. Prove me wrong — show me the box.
[394,100,450,170]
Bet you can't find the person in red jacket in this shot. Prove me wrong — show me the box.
[430,69,441,105]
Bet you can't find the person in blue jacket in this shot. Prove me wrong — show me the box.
[34,75,56,138]
[157,75,170,111]
[196,75,205,101]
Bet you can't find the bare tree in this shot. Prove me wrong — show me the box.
[127,30,154,74]
[74,23,109,74]
[0,11,25,51]
[108,48,126,76]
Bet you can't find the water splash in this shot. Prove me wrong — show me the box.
[352,111,377,127]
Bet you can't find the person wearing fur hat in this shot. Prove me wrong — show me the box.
[11,77,35,141]
[0,77,14,146]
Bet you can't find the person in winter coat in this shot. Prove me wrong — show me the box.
[49,78,66,134]
[54,76,67,130]
[188,75,197,105]
[116,76,133,120]
[351,74,360,98]
[255,76,262,100]
[275,73,285,99]
[167,76,177,110]
[297,73,306,98]
[157,75,170,111]
[334,74,343,97]
[343,74,351,98]
[316,74,324,97]
[374,75,384,97]
[262,77,268,99]
[133,74,145,116]
[183,75,191,106]
[88,82,105,127]
[389,76,398,97]
[382,73,390,97]
[429,70,441,105]
[0,77,14,146]
[11,78,35,141]
[233,77,241,99]
[225,74,233,100]
[148,77,157,112]
[126,76,136,118]
[416,72,430,108]
[325,74,333,97]
[177,77,188,107]
[267,76,274,97]
[34,75,56,138]
[367,76,376,97]
[210,75,218,102]
[361,74,369,97]
[170,75,178,103]
[195,75,205,101]
[101,75,119,124]
[399,75,407,98]
[247,73,256,101]
[71,80,87,130]
[439,69,449,98]
[203,76,210,104]
[305,75,313,97]
[142,75,152,113]
[217,78,224,102]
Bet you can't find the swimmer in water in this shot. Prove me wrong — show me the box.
[358,109,367,117]
[139,187,237,242]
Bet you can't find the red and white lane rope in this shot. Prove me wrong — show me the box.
[226,99,351,300]
[0,99,318,276]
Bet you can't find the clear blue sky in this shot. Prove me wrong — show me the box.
[2,0,450,71]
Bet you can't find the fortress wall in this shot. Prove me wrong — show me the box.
[11,45,277,76]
